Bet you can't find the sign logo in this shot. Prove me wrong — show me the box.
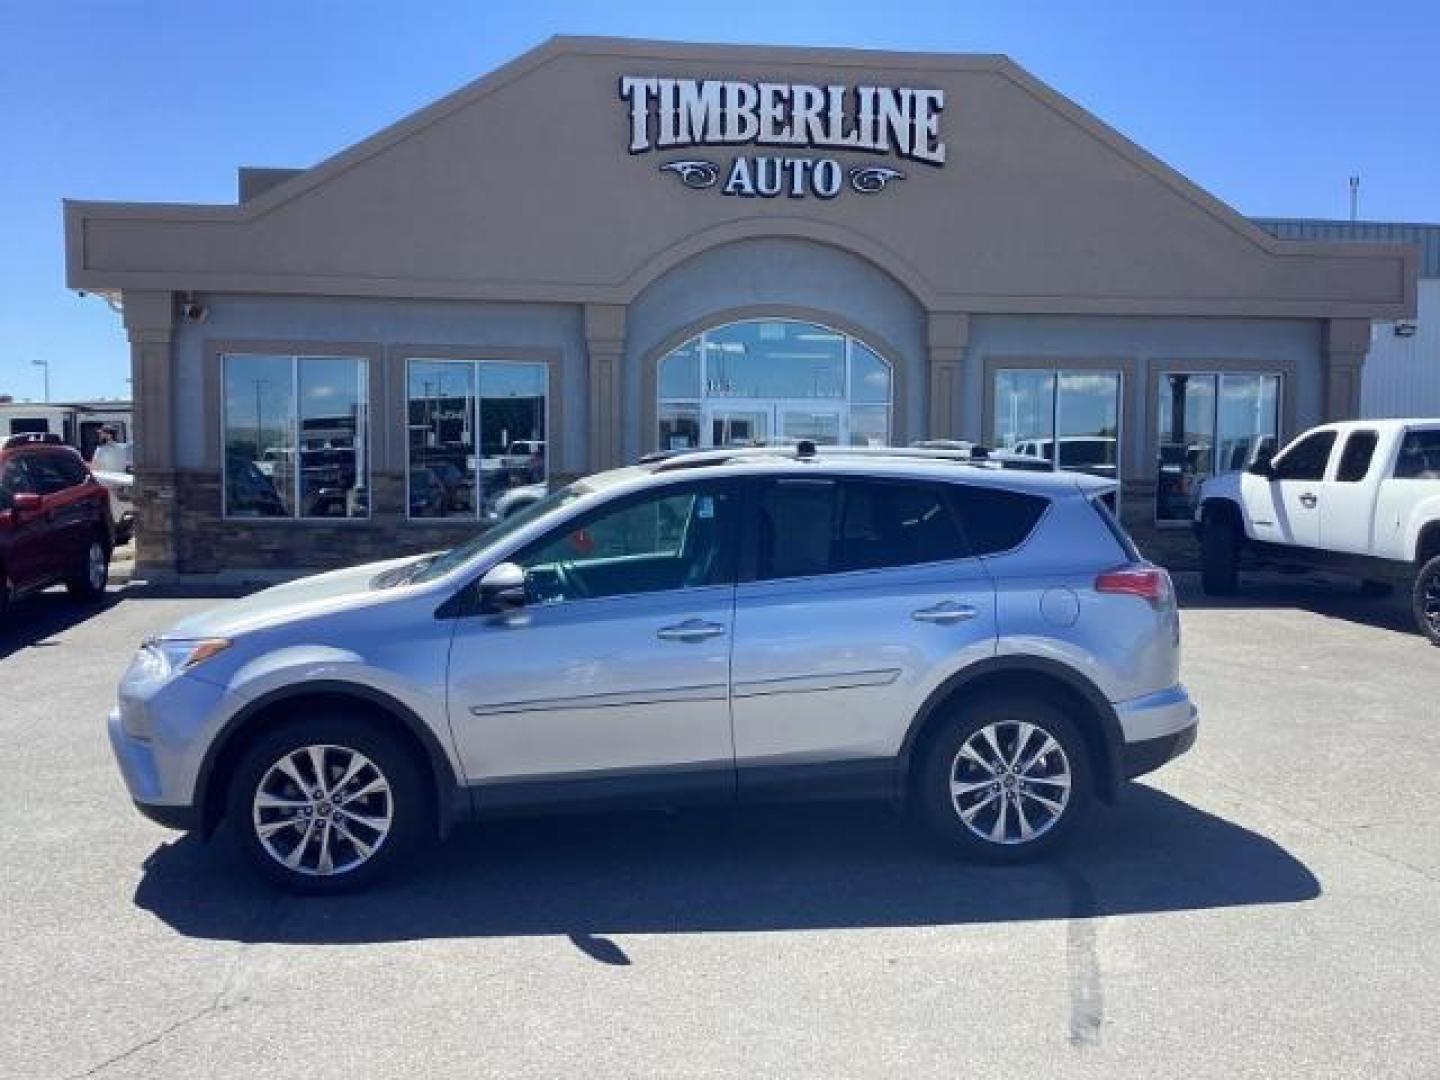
[620,76,945,199]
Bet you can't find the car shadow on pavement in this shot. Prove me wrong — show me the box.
[0,590,120,661]
[134,784,1318,950]
[1174,572,1420,638]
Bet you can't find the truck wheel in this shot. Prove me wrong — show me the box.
[1201,512,1239,596]
[1414,556,1440,646]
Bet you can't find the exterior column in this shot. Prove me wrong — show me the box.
[121,290,177,576]
[1322,318,1371,422]
[584,304,627,472]
[926,312,969,441]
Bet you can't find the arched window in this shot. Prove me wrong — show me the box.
[657,318,892,450]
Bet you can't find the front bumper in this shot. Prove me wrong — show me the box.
[1113,684,1198,780]
[107,707,199,830]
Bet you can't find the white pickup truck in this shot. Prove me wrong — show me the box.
[1194,419,1440,644]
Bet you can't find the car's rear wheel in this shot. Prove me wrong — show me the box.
[1201,511,1240,596]
[916,695,1092,862]
[65,536,109,599]
[1413,556,1440,646]
[227,715,427,893]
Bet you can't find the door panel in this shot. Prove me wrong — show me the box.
[1319,429,1381,554]
[1266,430,1337,548]
[448,585,736,782]
[731,562,996,768]
[0,459,46,589]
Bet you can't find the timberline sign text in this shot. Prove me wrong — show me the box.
[619,75,946,199]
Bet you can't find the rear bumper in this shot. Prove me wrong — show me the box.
[1113,683,1198,780]
[1121,723,1197,780]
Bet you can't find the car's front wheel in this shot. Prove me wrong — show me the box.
[1413,555,1440,646]
[916,695,1092,862]
[227,715,427,893]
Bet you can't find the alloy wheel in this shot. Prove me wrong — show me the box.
[87,542,107,592]
[949,721,1072,845]
[251,744,393,876]
[1424,575,1440,635]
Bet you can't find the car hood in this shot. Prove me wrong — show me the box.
[162,554,429,640]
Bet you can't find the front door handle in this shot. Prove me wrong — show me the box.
[1299,492,1318,509]
[656,618,726,643]
[912,600,979,625]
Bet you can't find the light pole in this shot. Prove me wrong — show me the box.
[32,359,50,402]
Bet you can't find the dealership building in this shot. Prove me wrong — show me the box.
[64,37,1418,576]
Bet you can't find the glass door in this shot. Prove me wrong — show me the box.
[778,404,844,446]
[704,406,771,448]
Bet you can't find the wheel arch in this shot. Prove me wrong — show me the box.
[898,657,1125,804]
[196,680,463,839]
[1415,518,1440,566]
[1201,496,1244,533]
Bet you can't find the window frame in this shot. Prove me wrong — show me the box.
[1335,429,1379,484]
[738,474,976,585]
[1151,369,1284,525]
[655,318,895,452]
[404,356,551,523]
[1271,429,1337,483]
[507,477,742,607]
[219,352,372,522]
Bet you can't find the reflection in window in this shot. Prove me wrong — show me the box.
[223,354,368,518]
[1155,373,1279,521]
[406,359,547,520]
[656,319,891,450]
[994,369,1120,480]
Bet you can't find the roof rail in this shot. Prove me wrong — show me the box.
[645,441,1054,473]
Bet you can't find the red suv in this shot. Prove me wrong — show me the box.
[0,434,113,613]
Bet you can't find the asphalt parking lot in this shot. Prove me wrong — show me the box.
[2,575,1438,1079]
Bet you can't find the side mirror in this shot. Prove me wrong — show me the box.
[11,492,42,515]
[478,561,527,613]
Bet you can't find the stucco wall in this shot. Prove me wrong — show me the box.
[621,237,927,461]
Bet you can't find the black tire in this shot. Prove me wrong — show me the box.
[915,694,1093,863]
[226,713,428,894]
[1200,511,1240,596]
[1359,579,1395,599]
[65,534,110,599]
[1413,556,1440,646]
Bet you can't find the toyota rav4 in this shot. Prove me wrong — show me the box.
[109,445,1198,892]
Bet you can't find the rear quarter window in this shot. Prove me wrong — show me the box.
[1394,430,1440,479]
[948,484,1049,556]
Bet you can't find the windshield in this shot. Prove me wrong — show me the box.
[409,482,590,584]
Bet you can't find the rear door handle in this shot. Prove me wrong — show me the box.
[1299,492,1318,509]
[656,618,726,643]
[912,601,979,625]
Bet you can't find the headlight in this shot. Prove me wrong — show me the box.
[133,637,232,682]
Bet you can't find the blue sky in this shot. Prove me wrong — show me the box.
[2,0,1436,402]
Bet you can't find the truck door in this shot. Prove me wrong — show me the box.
[1263,429,1337,549]
[1319,429,1381,554]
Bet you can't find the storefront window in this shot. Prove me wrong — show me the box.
[993,368,1121,480]
[1155,372,1279,522]
[406,359,547,520]
[656,318,892,450]
[223,354,368,519]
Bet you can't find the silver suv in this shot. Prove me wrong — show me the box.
[109,446,1197,892]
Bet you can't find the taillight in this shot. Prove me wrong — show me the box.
[1095,565,1172,607]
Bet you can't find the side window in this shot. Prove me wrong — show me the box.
[755,478,967,581]
[514,484,736,604]
[0,460,25,509]
[949,484,1051,556]
[1394,430,1440,480]
[24,453,84,495]
[1272,431,1337,482]
[1336,431,1378,483]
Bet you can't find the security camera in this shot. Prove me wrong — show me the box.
[180,299,209,323]
[1394,321,1417,338]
